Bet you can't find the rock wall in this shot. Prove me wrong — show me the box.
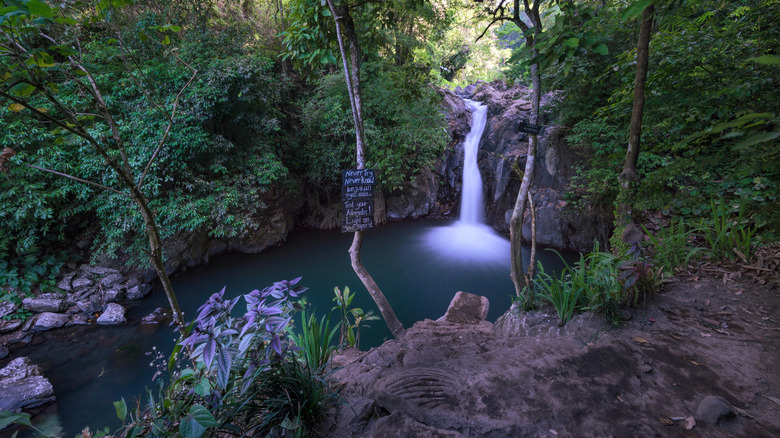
[463,81,609,252]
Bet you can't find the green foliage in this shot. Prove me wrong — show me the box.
[642,218,703,273]
[547,0,779,241]
[117,279,339,437]
[534,262,582,326]
[332,286,379,349]
[297,63,448,191]
[531,242,658,326]
[699,199,756,262]
[290,299,340,371]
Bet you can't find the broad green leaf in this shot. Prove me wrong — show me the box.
[564,37,579,48]
[114,397,128,420]
[593,43,609,55]
[746,55,780,65]
[736,131,780,148]
[0,411,32,429]
[26,1,54,18]
[54,16,78,25]
[621,0,654,20]
[163,35,171,45]
[9,82,35,97]
[190,404,218,428]
[179,415,207,438]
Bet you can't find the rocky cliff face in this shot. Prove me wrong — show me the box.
[445,81,609,252]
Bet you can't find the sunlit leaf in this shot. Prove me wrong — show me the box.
[746,55,780,65]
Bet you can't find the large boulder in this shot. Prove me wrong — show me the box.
[0,357,55,413]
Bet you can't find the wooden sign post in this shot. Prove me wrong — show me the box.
[518,120,543,135]
[342,169,376,232]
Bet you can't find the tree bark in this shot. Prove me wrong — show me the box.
[327,0,406,339]
[509,4,542,299]
[620,5,654,184]
[615,5,654,254]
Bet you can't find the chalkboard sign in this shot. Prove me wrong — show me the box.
[518,120,543,135]
[342,169,376,232]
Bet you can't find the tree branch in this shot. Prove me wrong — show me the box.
[140,52,198,188]
[24,164,128,195]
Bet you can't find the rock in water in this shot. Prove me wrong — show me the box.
[97,303,127,325]
[0,357,55,413]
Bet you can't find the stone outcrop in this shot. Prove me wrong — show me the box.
[0,357,55,413]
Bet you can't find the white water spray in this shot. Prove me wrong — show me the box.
[424,100,510,265]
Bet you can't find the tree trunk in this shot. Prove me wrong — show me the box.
[327,0,406,339]
[615,5,654,254]
[509,4,542,299]
[620,5,654,183]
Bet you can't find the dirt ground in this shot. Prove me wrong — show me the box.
[325,271,780,437]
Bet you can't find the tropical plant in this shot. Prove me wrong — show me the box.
[290,299,340,371]
[112,278,339,438]
[700,199,756,262]
[643,218,703,274]
[332,286,379,349]
[534,262,582,326]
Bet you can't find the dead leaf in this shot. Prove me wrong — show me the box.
[617,395,624,402]
[660,417,674,425]
[700,332,711,337]
[704,299,711,306]
[548,429,558,436]
[735,290,743,296]
[694,284,702,289]
[632,336,650,344]
[723,273,728,283]
[8,103,24,112]
[734,248,748,262]
[734,407,754,419]
[683,416,696,430]
[683,358,702,366]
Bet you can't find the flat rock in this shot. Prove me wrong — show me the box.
[437,291,489,324]
[97,303,126,325]
[0,357,55,412]
[32,312,69,332]
[126,284,152,300]
[696,395,735,425]
[22,297,67,313]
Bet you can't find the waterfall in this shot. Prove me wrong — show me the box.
[460,100,488,224]
[423,99,510,265]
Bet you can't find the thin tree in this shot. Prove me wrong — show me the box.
[479,0,545,301]
[0,3,194,326]
[615,2,655,253]
[325,0,406,339]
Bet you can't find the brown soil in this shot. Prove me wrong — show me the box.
[325,272,780,437]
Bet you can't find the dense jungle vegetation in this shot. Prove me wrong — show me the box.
[0,0,777,435]
[1,0,777,314]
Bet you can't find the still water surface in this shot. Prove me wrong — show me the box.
[15,219,572,436]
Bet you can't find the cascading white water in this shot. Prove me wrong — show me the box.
[460,100,487,224]
[423,99,510,265]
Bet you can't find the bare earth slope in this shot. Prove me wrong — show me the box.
[325,275,780,437]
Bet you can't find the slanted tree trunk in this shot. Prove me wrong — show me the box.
[615,4,654,255]
[326,0,405,339]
